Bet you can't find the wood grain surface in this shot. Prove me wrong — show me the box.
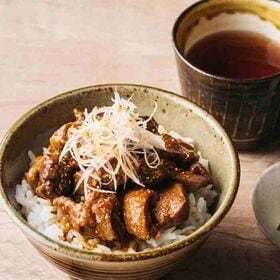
[0,1,279,279]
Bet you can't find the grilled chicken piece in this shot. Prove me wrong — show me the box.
[73,160,125,195]
[53,196,96,232]
[26,154,77,199]
[34,155,78,199]
[92,167,125,190]
[73,170,98,196]
[154,182,189,230]
[26,109,85,199]
[190,162,210,178]
[160,134,198,165]
[169,168,210,192]
[138,159,210,193]
[54,192,127,244]
[91,192,127,243]
[123,189,158,240]
[141,116,159,134]
[138,159,168,186]
[49,109,84,157]
[48,123,73,157]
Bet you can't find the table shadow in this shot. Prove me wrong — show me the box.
[162,234,280,280]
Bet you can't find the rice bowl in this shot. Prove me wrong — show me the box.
[0,84,239,280]
[15,92,217,253]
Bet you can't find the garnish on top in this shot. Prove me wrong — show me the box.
[59,91,166,197]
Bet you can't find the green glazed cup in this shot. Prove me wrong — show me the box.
[173,0,280,149]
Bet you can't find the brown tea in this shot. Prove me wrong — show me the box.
[185,31,280,79]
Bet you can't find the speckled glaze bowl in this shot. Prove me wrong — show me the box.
[0,84,240,280]
[173,0,280,149]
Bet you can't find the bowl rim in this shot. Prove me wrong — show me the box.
[0,83,240,261]
[172,0,280,83]
[251,161,280,249]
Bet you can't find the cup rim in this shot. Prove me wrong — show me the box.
[0,83,240,262]
[172,0,280,83]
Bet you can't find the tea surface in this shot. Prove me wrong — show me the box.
[185,31,280,79]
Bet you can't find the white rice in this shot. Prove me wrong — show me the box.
[15,180,217,253]
[15,134,218,254]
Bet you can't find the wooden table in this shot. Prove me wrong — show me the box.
[0,1,279,279]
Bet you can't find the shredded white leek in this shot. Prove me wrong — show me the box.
[59,90,166,197]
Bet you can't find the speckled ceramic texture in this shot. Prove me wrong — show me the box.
[173,0,280,149]
[252,161,280,249]
[0,84,240,280]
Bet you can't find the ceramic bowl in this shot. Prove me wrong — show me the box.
[252,161,280,248]
[172,0,280,149]
[0,84,240,280]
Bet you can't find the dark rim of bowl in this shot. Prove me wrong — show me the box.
[0,83,240,262]
[172,0,280,83]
